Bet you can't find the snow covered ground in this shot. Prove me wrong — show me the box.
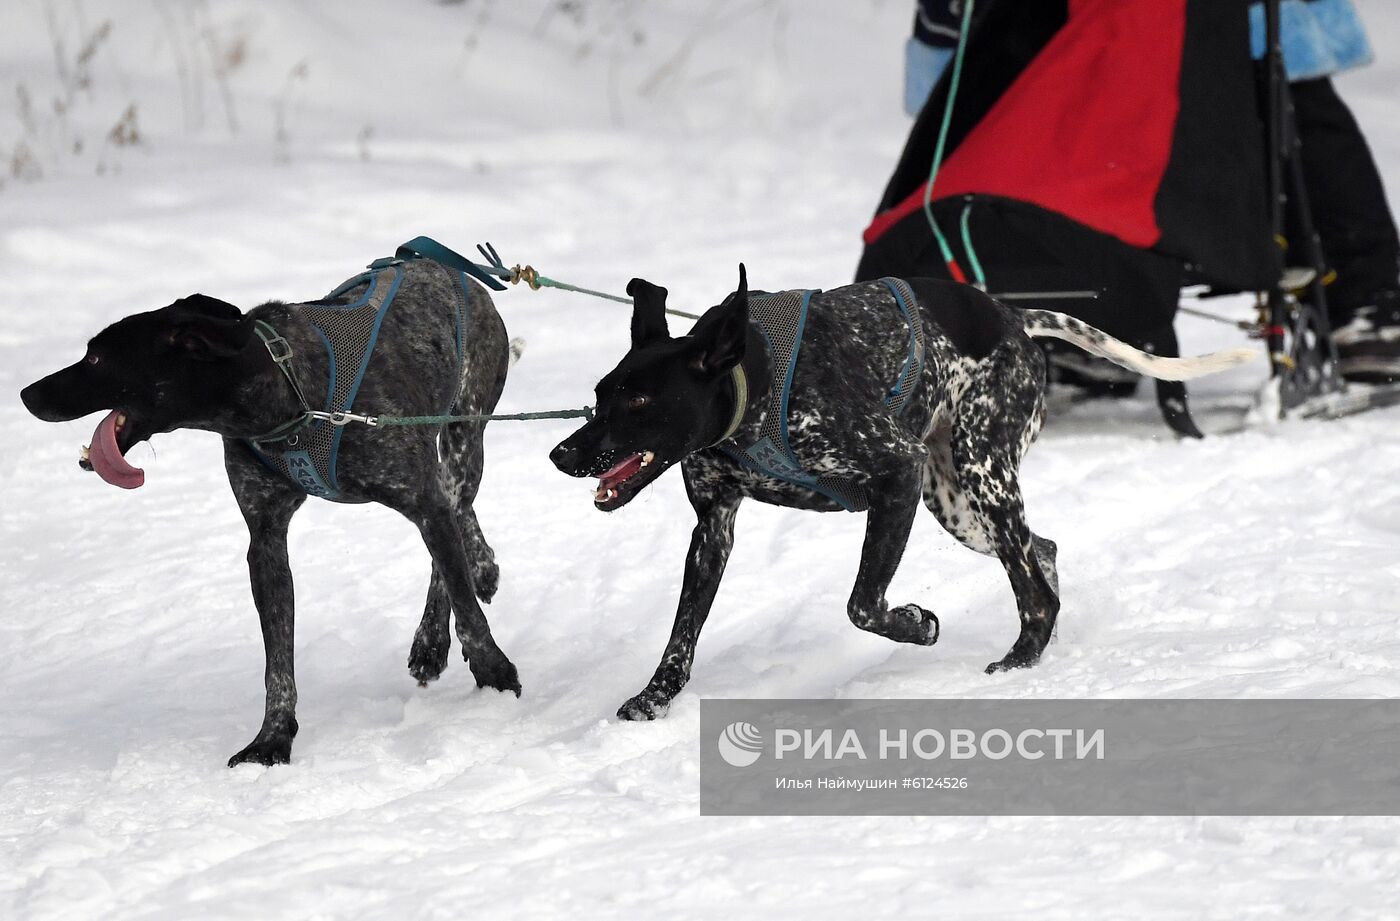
[2,1,1399,918]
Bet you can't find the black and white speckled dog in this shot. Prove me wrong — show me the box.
[20,257,521,766]
[551,266,1252,720]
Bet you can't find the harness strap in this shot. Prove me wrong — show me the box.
[397,236,508,292]
[880,278,925,415]
[247,320,315,442]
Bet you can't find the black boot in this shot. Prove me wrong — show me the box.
[1334,290,1400,384]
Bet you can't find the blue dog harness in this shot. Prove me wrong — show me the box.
[246,257,476,502]
[720,277,925,512]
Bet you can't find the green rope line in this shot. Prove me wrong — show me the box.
[959,201,987,288]
[517,272,698,319]
[533,274,701,320]
[470,244,702,320]
[532,275,630,304]
[922,0,976,283]
[374,407,593,426]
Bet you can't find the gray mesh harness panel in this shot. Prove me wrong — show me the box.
[721,279,925,513]
[246,264,404,502]
[246,260,479,502]
[247,259,480,504]
[721,288,871,511]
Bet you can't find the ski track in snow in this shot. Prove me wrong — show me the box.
[2,2,1399,918]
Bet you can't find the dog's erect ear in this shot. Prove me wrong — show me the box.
[172,293,243,322]
[627,278,670,347]
[691,263,749,378]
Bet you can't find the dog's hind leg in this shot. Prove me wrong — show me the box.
[443,420,499,603]
[922,414,994,553]
[224,442,308,768]
[923,417,1059,602]
[845,464,941,646]
[409,419,497,685]
[942,350,1060,673]
[973,490,1058,674]
[1032,534,1058,598]
[392,463,520,698]
[617,481,742,721]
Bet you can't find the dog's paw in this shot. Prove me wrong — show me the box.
[984,650,1041,675]
[472,558,500,605]
[469,654,522,697]
[892,604,940,646]
[227,727,296,768]
[408,629,451,687]
[985,629,1051,674]
[617,691,671,721]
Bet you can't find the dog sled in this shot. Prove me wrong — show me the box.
[857,0,1400,436]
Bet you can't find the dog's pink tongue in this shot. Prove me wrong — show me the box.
[88,410,145,489]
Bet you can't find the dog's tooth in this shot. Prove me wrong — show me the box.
[80,446,91,461]
[642,450,655,464]
[607,488,617,500]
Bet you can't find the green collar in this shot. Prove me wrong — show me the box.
[709,365,748,447]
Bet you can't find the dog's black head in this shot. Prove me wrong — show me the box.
[19,294,255,489]
[550,265,751,511]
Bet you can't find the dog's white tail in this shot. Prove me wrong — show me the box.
[508,337,527,367]
[1022,310,1255,382]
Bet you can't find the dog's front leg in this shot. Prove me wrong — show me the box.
[617,488,742,721]
[226,468,306,768]
[846,468,940,646]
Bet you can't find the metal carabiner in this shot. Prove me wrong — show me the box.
[309,410,379,427]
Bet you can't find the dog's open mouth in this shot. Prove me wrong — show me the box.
[593,450,661,511]
[80,410,146,490]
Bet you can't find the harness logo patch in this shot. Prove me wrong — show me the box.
[285,450,334,498]
[747,436,810,483]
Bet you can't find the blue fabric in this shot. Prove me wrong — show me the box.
[1249,0,1373,81]
[905,37,954,117]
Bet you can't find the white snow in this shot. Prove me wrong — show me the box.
[2,1,1399,918]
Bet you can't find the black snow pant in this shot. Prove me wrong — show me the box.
[1290,76,1400,322]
